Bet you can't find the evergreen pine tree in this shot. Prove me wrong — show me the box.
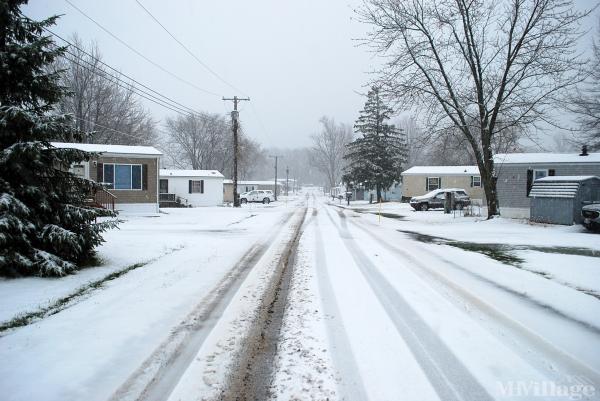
[344,87,407,202]
[0,0,117,277]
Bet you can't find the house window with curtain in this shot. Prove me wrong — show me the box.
[471,176,481,187]
[189,180,204,194]
[427,177,440,191]
[102,164,142,190]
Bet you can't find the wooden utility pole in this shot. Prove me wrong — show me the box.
[285,166,289,196]
[223,96,250,207]
[269,155,282,201]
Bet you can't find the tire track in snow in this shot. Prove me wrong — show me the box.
[325,206,493,401]
[109,210,297,401]
[348,214,600,386]
[313,211,369,401]
[219,206,308,401]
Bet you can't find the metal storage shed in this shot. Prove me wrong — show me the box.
[529,176,600,225]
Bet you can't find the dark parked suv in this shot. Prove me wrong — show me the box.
[409,188,471,211]
[582,204,600,232]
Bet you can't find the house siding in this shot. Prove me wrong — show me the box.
[160,175,224,206]
[90,156,159,204]
[402,175,486,200]
[496,163,600,213]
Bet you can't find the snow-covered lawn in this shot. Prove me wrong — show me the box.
[0,202,297,401]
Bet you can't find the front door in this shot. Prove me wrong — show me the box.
[159,179,168,194]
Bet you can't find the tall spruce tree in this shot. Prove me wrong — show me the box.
[0,0,117,277]
[344,87,407,202]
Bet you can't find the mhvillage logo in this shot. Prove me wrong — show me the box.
[497,376,596,400]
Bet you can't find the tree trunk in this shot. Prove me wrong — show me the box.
[480,162,499,219]
[376,184,382,203]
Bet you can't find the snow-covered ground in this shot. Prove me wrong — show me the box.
[269,195,600,400]
[2,193,599,401]
[0,200,301,401]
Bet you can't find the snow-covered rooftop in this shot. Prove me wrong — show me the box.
[536,176,599,182]
[401,166,479,176]
[494,152,600,164]
[160,169,224,178]
[51,142,162,156]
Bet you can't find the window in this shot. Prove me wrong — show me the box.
[534,169,548,180]
[102,164,142,190]
[189,180,204,194]
[471,176,481,187]
[427,177,440,191]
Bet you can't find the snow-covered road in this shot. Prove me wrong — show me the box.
[270,194,600,401]
[1,191,599,401]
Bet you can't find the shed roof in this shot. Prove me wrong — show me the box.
[536,176,599,182]
[160,169,224,178]
[494,152,600,164]
[401,165,479,176]
[51,142,162,156]
[530,181,580,198]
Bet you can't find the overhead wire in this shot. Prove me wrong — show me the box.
[62,49,198,117]
[46,28,204,116]
[132,0,277,146]
[63,0,222,97]
[133,0,247,96]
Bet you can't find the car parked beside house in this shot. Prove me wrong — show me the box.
[582,204,600,231]
[409,188,471,211]
[401,166,485,202]
[240,190,275,204]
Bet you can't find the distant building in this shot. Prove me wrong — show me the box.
[159,169,224,207]
[401,166,485,201]
[494,150,600,218]
[51,142,162,215]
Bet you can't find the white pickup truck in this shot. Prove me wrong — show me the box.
[240,190,275,204]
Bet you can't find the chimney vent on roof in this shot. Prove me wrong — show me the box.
[580,145,589,156]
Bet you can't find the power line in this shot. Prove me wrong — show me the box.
[63,0,222,97]
[47,28,203,117]
[70,115,149,142]
[134,0,247,96]
[63,49,198,117]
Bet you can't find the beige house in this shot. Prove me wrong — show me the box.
[52,142,162,215]
[401,166,486,201]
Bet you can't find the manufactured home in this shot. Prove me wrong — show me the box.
[494,149,600,218]
[401,166,485,202]
[159,169,224,207]
[51,142,162,215]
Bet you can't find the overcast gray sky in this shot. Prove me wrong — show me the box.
[24,0,376,148]
[24,0,598,150]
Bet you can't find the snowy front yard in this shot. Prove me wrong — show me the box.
[0,201,299,401]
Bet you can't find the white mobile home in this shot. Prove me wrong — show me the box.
[159,169,224,207]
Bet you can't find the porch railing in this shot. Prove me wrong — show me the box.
[159,193,176,202]
[92,187,116,211]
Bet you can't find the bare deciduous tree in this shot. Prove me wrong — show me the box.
[570,19,600,151]
[54,35,156,145]
[358,0,588,218]
[163,113,266,179]
[310,116,353,190]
